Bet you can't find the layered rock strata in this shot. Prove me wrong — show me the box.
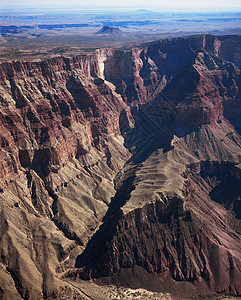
[0,34,241,299]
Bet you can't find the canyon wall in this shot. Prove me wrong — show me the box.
[0,34,241,299]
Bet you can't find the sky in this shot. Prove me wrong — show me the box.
[1,0,241,9]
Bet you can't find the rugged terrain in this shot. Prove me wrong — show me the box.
[0,34,241,299]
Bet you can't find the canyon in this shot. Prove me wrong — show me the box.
[0,34,241,299]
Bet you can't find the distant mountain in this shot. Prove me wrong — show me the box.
[95,26,123,35]
[135,9,152,13]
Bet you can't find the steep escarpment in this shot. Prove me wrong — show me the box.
[0,53,131,299]
[0,34,241,299]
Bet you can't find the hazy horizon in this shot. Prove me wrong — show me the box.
[1,0,241,10]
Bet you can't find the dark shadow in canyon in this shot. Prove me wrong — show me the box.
[75,173,136,270]
[191,161,241,219]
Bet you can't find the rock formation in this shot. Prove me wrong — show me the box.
[95,26,124,35]
[0,34,241,299]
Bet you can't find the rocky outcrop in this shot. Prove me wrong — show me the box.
[0,34,241,299]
